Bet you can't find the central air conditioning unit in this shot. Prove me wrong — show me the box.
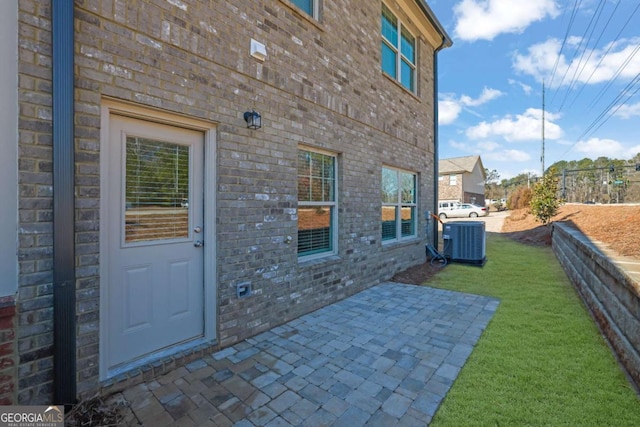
[442,221,486,266]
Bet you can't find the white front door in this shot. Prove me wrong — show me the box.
[106,115,205,370]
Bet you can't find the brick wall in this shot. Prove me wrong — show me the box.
[17,0,55,404]
[17,0,441,401]
[439,174,463,201]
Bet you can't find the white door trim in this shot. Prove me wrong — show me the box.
[99,99,217,380]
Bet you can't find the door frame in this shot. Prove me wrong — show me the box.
[99,98,217,380]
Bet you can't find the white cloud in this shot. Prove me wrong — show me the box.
[448,140,472,151]
[460,87,504,107]
[439,87,504,125]
[483,149,531,162]
[508,79,533,95]
[574,138,640,159]
[478,141,501,151]
[630,145,640,158]
[454,0,559,42]
[613,102,640,119]
[514,37,640,87]
[444,139,531,165]
[466,108,563,141]
[512,39,562,82]
[574,138,625,158]
[439,99,463,125]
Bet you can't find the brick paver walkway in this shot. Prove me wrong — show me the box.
[114,282,499,426]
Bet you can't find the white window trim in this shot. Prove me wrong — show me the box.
[381,3,417,92]
[382,166,418,243]
[297,147,338,261]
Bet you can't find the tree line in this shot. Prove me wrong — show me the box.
[485,153,640,206]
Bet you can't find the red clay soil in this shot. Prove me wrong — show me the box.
[392,204,639,285]
[502,204,640,259]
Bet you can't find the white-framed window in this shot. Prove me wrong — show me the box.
[297,148,337,258]
[381,3,416,92]
[382,167,417,242]
[449,175,457,185]
[290,0,318,19]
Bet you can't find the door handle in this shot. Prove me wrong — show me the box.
[194,240,204,247]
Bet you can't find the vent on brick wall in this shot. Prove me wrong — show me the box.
[442,221,486,266]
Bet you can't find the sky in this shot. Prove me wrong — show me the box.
[428,0,640,180]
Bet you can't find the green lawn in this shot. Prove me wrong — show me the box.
[429,233,640,427]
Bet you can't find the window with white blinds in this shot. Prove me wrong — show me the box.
[297,148,336,258]
[124,137,190,243]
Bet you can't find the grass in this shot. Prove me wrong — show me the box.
[428,233,640,427]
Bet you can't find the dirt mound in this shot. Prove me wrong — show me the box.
[503,204,640,259]
[392,204,639,285]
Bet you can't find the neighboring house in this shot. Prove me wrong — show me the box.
[438,156,487,206]
[1,0,450,404]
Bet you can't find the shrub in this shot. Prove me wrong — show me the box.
[508,187,532,210]
[530,167,562,225]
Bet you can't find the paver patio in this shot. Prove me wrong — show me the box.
[114,282,499,426]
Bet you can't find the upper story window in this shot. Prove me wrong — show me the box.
[381,3,416,92]
[382,167,417,242]
[298,148,337,258]
[449,175,457,185]
[290,0,318,19]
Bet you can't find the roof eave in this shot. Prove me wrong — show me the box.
[414,0,452,49]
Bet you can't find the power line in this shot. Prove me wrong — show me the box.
[585,42,640,114]
[578,72,640,141]
[549,0,640,114]
[548,0,583,100]
[557,0,608,111]
[562,70,640,157]
[563,0,626,111]
[583,3,640,113]
[555,1,640,156]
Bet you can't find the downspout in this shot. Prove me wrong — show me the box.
[413,0,452,249]
[52,0,76,405]
[432,39,446,249]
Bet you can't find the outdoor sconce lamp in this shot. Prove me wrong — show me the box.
[244,110,262,130]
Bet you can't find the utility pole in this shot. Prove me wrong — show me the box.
[541,82,545,176]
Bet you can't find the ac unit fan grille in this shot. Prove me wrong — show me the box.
[443,221,486,265]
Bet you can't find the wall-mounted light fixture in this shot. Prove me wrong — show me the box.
[244,110,262,130]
